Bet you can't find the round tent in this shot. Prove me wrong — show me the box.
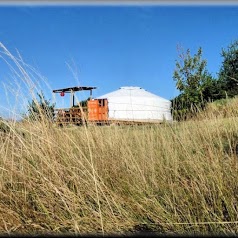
[97,86,172,122]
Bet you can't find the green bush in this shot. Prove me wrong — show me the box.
[0,119,10,133]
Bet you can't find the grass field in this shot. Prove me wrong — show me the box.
[1,43,238,235]
[1,110,238,235]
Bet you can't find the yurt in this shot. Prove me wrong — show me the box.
[97,86,172,122]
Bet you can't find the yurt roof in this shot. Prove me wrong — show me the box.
[97,86,169,101]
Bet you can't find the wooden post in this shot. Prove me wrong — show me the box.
[90,89,92,99]
[70,90,75,108]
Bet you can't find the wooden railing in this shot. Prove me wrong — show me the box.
[54,107,88,125]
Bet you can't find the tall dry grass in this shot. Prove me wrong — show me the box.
[0,43,238,235]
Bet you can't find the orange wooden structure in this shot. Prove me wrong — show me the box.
[88,99,108,121]
[53,86,109,126]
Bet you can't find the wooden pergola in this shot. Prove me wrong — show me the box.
[53,86,97,107]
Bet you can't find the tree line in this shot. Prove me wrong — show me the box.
[172,40,238,120]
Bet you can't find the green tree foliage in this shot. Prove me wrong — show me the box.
[0,117,10,133]
[219,40,238,97]
[172,47,219,120]
[79,97,90,107]
[202,73,223,101]
[27,91,55,121]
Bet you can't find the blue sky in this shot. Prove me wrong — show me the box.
[0,4,238,118]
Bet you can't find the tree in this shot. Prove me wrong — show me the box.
[218,40,238,97]
[79,97,90,107]
[27,91,55,121]
[202,73,223,101]
[173,47,207,105]
[172,46,218,120]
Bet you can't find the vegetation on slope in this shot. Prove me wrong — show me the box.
[172,40,238,121]
[0,42,238,235]
[0,109,238,235]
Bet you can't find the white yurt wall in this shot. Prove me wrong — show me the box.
[97,86,172,122]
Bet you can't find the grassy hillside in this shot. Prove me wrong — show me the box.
[1,110,238,235]
[1,44,238,235]
[195,97,238,120]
